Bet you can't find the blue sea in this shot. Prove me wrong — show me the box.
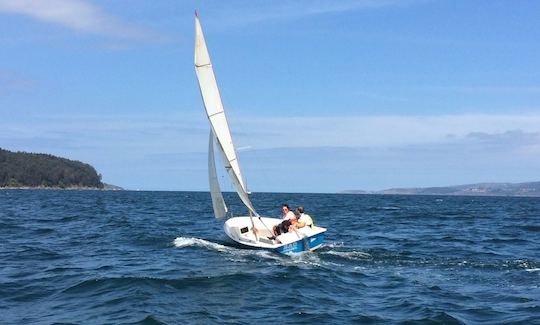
[1,190,539,324]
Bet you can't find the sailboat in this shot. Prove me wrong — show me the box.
[194,13,326,253]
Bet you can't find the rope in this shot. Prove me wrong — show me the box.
[257,216,274,234]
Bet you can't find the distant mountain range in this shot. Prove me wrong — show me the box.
[341,181,540,197]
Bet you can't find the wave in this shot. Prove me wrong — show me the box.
[129,315,167,325]
[313,242,373,265]
[322,250,372,260]
[172,236,280,262]
[173,237,229,252]
[62,273,260,294]
[319,244,540,272]
[506,259,540,272]
[381,206,401,210]
[172,237,538,274]
[172,237,346,269]
[365,206,401,212]
[320,241,345,249]
[521,225,540,232]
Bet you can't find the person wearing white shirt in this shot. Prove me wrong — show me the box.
[272,204,297,237]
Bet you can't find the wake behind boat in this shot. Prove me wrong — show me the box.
[194,13,326,254]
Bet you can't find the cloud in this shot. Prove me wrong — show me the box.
[409,85,540,95]
[236,130,540,192]
[2,112,539,191]
[208,0,415,26]
[466,130,539,146]
[228,114,540,150]
[0,69,37,94]
[464,130,540,156]
[0,113,208,161]
[5,112,540,156]
[0,0,154,40]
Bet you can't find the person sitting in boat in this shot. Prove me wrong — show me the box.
[291,206,314,231]
[272,204,297,237]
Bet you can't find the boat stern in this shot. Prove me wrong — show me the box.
[275,230,325,254]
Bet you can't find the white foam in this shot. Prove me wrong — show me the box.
[173,237,229,252]
[324,250,372,260]
[172,237,345,269]
[287,252,324,267]
[322,242,345,249]
[172,237,281,261]
[526,268,540,273]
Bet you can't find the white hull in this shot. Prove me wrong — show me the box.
[224,216,327,253]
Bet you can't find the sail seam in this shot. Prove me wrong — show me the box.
[208,111,224,118]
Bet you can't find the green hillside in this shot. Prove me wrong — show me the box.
[0,148,103,189]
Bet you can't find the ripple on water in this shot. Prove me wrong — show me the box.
[0,191,539,324]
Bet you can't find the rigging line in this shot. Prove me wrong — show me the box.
[257,216,273,234]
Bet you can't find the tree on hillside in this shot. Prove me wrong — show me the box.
[0,148,104,188]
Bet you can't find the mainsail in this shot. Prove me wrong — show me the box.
[208,132,228,218]
[195,13,258,216]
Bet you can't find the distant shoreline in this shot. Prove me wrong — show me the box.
[0,183,124,191]
[341,181,540,198]
[0,187,122,191]
[339,192,540,198]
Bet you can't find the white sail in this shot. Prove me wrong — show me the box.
[195,14,258,216]
[208,132,228,218]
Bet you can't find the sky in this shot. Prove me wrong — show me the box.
[1,0,539,192]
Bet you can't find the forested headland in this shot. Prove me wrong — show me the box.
[0,148,104,189]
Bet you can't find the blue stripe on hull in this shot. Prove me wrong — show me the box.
[275,232,325,254]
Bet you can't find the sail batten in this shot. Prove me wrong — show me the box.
[195,14,258,216]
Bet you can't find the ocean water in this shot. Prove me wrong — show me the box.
[1,190,539,324]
